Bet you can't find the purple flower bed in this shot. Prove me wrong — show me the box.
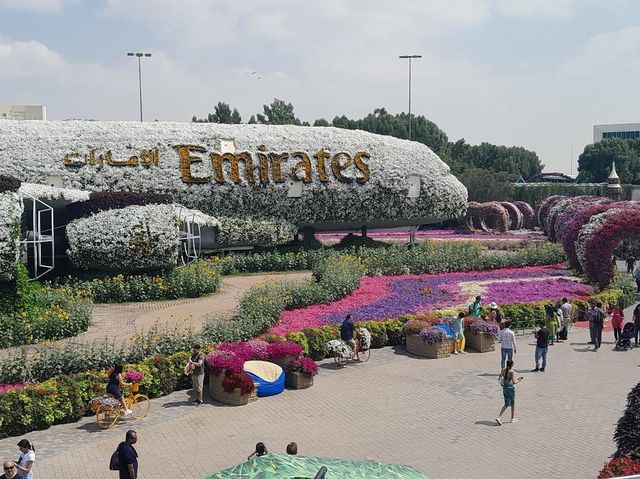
[315,265,588,325]
[419,326,447,344]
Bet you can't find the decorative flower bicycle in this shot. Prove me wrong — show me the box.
[90,373,150,429]
[327,328,371,367]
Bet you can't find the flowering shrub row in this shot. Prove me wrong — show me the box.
[513,201,535,228]
[536,195,565,232]
[216,216,297,247]
[64,260,221,303]
[500,202,524,230]
[463,202,510,233]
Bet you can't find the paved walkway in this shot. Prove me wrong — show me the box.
[0,271,310,357]
[0,322,635,479]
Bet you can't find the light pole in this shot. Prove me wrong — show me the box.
[127,52,152,122]
[398,54,421,140]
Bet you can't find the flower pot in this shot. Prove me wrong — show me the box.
[270,355,297,371]
[130,383,139,393]
[405,334,451,359]
[464,329,496,353]
[286,371,314,389]
[208,372,257,406]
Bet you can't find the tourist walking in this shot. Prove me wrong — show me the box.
[248,443,268,461]
[634,266,640,293]
[286,442,298,455]
[532,322,549,372]
[15,440,35,479]
[498,321,516,370]
[117,430,138,479]
[188,344,205,405]
[451,312,466,354]
[611,304,625,341]
[590,302,605,351]
[627,255,636,274]
[559,297,572,341]
[469,296,482,317]
[634,304,640,347]
[488,302,503,329]
[496,359,522,425]
[0,461,17,479]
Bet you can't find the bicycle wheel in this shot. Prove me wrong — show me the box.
[96,406,119,429]
[130,394,150,419]
[334,352,347,367]
[357,347,371,363]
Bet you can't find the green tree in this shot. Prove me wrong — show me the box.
[256,98,301,125]
[192,101,242,124]
[577,138,640,184]
[248,115,257,124]
[313,118,330,126]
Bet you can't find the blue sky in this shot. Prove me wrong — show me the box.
[1,0,640,174]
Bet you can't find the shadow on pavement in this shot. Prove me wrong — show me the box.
[76,421,110,433]
[162,400,194,408]
[475,420,500,427]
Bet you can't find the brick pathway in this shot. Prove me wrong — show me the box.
[0,321,635,479]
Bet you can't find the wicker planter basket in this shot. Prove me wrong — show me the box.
[405,334,451,359]
[208,372,257,406]
[465,330,496,353]
[286,371,314,389]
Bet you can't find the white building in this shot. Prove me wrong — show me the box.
[0,105,46,121]
[594,123,640,142]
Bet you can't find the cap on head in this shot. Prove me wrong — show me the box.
[489,302,498,309]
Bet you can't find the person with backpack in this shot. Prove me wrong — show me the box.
[488,302,503,329]
[115,430,138,479]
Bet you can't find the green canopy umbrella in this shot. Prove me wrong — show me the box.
[207,453,428,479]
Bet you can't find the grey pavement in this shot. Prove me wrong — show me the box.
[0,321,636,479]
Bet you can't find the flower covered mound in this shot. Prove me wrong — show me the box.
[269,265,593,335]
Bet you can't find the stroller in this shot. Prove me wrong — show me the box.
[615,323,635,351]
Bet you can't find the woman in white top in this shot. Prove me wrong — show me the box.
[16,439,35,479]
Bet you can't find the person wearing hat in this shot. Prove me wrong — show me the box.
[488,302,503,329]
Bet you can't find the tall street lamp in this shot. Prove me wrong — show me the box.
[398,54,421,141]
[127,52,152,122]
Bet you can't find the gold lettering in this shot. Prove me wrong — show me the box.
[63,152,85,167]
[87,150,110,170]
[313,149,330,182]
[289,152,313,183]
[107,152,139,166]
[177,145,209,184]
[256,151,270,183]
[212,152,256,184]
[139,149,160,166]
[331,152,353,183]
[269,152,289,183]
[353,151,371,184]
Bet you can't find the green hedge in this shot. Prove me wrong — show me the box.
[64,260,221,303]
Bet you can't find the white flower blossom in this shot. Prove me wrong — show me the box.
[0,192,23,281]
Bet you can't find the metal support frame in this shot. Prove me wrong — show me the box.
[179,210,202,265]
[20,197,55,280]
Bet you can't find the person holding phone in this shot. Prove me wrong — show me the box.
[496,359,522,425]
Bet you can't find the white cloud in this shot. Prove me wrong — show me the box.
[494,0,579,18]
[0,0,77,13]
[0,39,64,78]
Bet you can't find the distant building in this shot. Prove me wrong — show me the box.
[0,105,46,121]
[594,123,640,142]
[524,172,575,184]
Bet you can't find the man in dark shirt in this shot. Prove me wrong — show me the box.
[532,322,549,372]
[1,460,18,479]
[627,255,636,274]
[118,430,138,479]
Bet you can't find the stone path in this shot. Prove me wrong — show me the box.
[0,271,310,358]
[0,322,635,479]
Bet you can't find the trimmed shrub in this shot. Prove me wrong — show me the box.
[66,191,173,220]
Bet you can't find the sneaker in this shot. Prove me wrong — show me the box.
[196,399,203,406]
[540,367,545,372]
[510,418,518,423]
[459,350,466,354]
[532,368,539,372]
[495,417,503,426]
[453,351,458,355]
[124,409,133,416]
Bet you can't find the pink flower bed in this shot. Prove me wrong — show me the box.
[269,264,592,336]
[0,382,30,394]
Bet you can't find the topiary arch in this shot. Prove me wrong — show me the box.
[578,206,640,287]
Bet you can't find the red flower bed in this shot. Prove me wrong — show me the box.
[599,457,640,478]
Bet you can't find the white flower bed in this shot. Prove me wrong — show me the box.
[0,192,23,281]
[216,216,296,247]
[0,121,467,229]
[173,204,220,228]
[66,204,181,272]
[18,183,90,203]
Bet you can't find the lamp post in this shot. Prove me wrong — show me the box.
[398,54,421,140]
[127,52,152,122]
